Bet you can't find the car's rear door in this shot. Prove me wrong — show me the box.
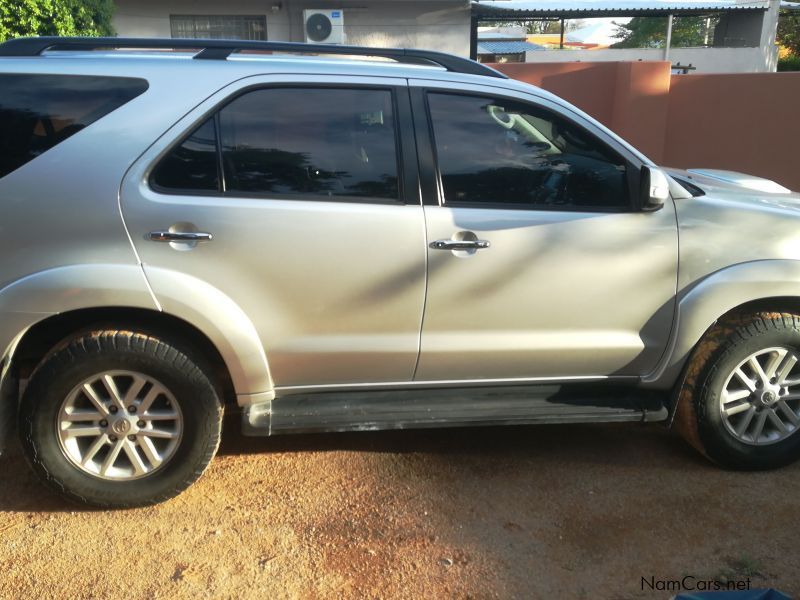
[121,75,426,388]
[410,80,679,382]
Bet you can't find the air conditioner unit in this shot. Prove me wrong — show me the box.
[303,9,345,45]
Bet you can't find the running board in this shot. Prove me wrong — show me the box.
[242,384,668,436]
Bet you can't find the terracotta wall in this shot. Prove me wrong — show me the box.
[492,62,800,192]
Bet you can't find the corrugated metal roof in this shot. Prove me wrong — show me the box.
[474,0,768,16]
[477,40,546,53]
[478,32,526,39]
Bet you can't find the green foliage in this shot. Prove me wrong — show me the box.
[612,15,718,49]
[0,0,115,42]
[778,9,800,57]
[778,54,800,71]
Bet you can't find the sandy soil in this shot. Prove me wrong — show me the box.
[1,417,798,599]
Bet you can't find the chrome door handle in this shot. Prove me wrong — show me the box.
[429,239,491,251]
[147,231,213,243]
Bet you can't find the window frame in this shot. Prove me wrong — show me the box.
[412,86,644,213]
[148,83,417,207]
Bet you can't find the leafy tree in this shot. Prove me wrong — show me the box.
[0,0,115,42]
[778,8,800,57]
[612,15,718,49]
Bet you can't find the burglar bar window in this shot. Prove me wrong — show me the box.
[170,15,267,40]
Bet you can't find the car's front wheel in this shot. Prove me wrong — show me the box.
[678,311,800,470]
[18,330,223,508]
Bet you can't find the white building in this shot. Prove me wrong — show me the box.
[112,0,472,57]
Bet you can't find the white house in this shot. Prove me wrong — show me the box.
[112,0,472,57]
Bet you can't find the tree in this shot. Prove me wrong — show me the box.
[778,8,800,56]
[612,15,718,49]
[0,0,115,42]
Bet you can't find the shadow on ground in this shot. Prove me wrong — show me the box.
[0,416,702,514]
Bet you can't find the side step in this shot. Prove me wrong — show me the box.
[242,384,668,436]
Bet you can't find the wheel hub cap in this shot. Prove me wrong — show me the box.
[56,371,183,481]
[720,347,800,446]
[110,418,133,436]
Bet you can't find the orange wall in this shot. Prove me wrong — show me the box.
[664,73,800,192]
[492,62,800,192]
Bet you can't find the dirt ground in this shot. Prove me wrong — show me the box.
[1,416,798,599]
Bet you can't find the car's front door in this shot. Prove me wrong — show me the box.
[411,82,678,382]
[121,76,426,388]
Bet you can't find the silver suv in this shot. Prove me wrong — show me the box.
[2,37,800,508]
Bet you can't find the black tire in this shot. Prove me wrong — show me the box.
[18,330,223,508]
[680,312,800,470]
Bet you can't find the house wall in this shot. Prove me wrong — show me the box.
[113,0,471,56]
[493,61,800,192]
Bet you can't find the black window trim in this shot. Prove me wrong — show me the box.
[415,87,643,214]
[148,82,418,207]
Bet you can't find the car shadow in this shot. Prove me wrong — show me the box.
[0,416,706,514]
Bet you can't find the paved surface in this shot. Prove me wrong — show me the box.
[1,417,798,599]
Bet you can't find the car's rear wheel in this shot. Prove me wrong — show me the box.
[18,330,223,508]
[677,311,800,470]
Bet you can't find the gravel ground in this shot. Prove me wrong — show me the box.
[1,416,798,599]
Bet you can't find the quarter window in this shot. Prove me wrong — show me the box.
[151,117,219,192]
[427,93,629,210]
[0,74,148,180]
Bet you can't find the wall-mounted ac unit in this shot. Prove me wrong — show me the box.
[303,9,345,45]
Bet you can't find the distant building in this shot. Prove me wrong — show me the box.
[477,27,544,62]
[473,0,784,73]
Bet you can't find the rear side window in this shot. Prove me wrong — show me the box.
[0,74,148,179]
[151,87,400,201]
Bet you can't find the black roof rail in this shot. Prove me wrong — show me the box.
[0,36,508,79]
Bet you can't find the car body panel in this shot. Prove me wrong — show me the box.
[1,50,799,429]
[408,78,679,380]
[417,203,679,380]
[119,74,427,388]
[641,176,800,388]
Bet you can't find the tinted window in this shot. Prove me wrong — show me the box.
[428,93,629,209]
[151,117,220,191]
[0,74,148,179]
[219,88,399,200]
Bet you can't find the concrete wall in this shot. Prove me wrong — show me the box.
[525,46,778,74]
[493,61,800,191]
[113,0,470,56]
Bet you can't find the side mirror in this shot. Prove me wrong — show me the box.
[640,166,670,211]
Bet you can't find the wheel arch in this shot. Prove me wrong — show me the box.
[645,259,800,393]
[0,264,274,406]
[10,307,239,404]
